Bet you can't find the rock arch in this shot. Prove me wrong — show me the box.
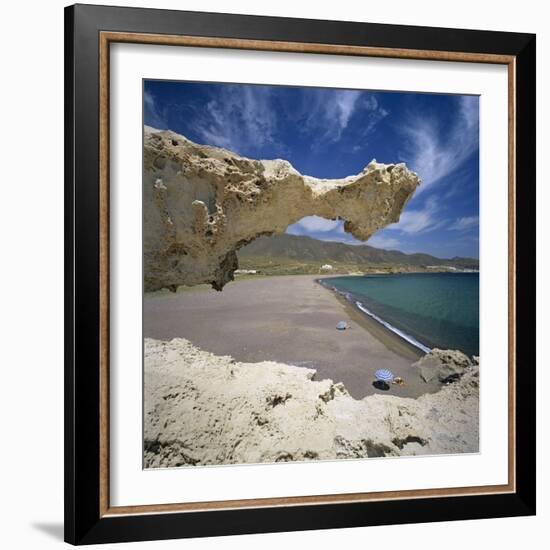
[143,126,420,291]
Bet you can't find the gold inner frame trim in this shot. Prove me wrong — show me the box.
[98,31,517,518]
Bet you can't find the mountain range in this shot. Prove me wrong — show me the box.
[238,234,479,272]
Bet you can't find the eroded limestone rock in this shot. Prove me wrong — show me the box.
[144,126,420,291]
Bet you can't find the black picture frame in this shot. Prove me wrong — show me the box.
[65,3,536,545]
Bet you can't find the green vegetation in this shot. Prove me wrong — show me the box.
[237,234,479,276]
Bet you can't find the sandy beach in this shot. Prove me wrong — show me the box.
[144,274,442,398]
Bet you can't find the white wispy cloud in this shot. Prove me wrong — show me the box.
[367,234,401,249]
[166,85,387,155]
[302,91,388,146]
[335,91,361,132]
[302,90,360,143]
[287,216,367,245]
[401,95,478,191]
[448,215,479,231]
[143,90,167,129]
[387,196,445,234]
[287,216,341,234]
[193,85,280,155]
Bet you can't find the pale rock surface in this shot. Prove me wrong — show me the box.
[143,126,420,291]
[414,348,473,384]
[144,338,479,468]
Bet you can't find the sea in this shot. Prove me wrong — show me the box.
[321,272,479,357]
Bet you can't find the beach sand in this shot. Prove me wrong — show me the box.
[144,274,441,399]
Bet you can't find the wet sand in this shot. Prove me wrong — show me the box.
[144,275,440,399]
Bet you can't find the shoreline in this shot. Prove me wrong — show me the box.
[144,274,438,398]
[147,273,428,363]
[316,277,428,359]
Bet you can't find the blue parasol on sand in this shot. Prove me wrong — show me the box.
[374,369,395,383]
[336,321,348,330]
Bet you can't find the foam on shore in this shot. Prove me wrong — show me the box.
[317,279,432,355]
[355,301,432,354]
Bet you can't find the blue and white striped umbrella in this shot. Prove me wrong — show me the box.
[374,369,395,382]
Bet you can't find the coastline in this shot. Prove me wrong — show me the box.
[146,273,427,362]
[318,271,479,358]
[316,276,426,361]
[145,274,439,398]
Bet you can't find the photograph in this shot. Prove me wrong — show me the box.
[142,80,480,468]
[58,2,537,545]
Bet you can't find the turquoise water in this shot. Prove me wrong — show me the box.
[324,273,479,357]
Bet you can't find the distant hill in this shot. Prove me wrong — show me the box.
[237,234,478,274]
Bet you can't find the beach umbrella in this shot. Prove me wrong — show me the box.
[336,321,348,330]
[374,369,395,383]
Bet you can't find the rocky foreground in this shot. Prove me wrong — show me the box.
[144,339,479,468]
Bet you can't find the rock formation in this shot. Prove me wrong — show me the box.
[144,338,479,468]
[144,127,420,291]
[413,348,473,384]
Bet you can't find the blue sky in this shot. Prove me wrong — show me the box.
[144,80,479,259]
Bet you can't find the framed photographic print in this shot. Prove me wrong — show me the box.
[64,3,536,545]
